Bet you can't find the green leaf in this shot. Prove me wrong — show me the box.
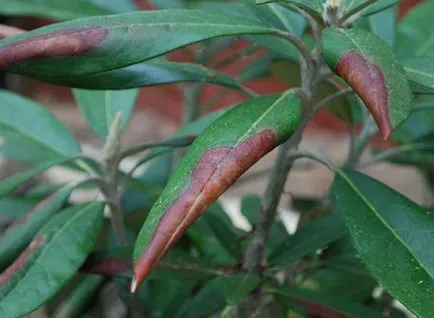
[175,277,226,318]
[0,202,104,317]
[0,0,113,20]
[397,1,434,56]
[34,60,243,90]
[333,169,434,317]
[392,96,434,143]
[133,92,302,289]
[322,28,412,139]
[0,188,72,271]
[0,157,76,197]
[401,56,434,93]
[269,285,383,317]
[53,274,104,318]
[256,0,324,14]
[343,0,398,17]
[0,10,280,78]
[0,90,80,162]
[73,89,138,140]
[268,214,347,266]
[367,6,396,48]
[223,273,260,305]
[0,197,39,220]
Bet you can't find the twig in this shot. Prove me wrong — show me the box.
[313,88,354,114]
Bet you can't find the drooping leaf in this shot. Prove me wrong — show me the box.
[268,214,347,266]
[0,202,104,317]
[333,169,434,317]
[223,273,261,305]
[396,1,434,57]
[0,10,281,78]
[34,60,244,90]
[401,56,434,94]
[132,92,302,290]
[73,88,139,140]
[322,28,412,139]
[0,90,80,163]
[0,187,72,271]
[270,285,383,317]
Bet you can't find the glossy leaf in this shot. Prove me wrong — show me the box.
[132,92,302,290]
[401,57,434,93]
[0,187,72,271]
[269,214,347,266]
[0,90,80,162]
[322,28,412,139]
[397,1,434,56]
[73,88,139,140]
[223,273,260,305]
[0,10,280,78]
[34,60,243,90]
[270,286,383,317]
[0,202,104,317]
[333,169,434,317]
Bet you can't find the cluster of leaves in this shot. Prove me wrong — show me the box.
[0,0,433,317]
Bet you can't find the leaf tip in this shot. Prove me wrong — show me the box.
[130,276,138,294]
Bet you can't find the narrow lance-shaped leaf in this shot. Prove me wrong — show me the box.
[0,90,81,163]
[400,56,434,94]
[0,10,279,78]
[322,28,412,140]
[33,60,244,90]
[0,187,72,271]
[333,169,434,317]
[132,92,302,291]
[0,202,104,317]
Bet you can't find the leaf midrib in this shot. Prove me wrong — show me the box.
[336,170,433,278]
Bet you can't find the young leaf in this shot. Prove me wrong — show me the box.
[0,187,72,271]
[33,60,243,90]
[333,169,434,317]
[322,28,412,140]
[0,10,279,78]
[0,202,104,317]
[269,285,383,317]
[223,273,260,305]
[132,92,303,290]
[268,214,347,266]
[0,90,80,162]
[73,89,138,140]
[401,56,434,93]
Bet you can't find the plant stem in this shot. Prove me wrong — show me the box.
[346,115,377,168]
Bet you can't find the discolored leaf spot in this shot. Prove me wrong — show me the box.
[133,130,276,288]
[0,27,107,68]
[0,234,46,288]
[336,51,392,138]
[322,28,412,140]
